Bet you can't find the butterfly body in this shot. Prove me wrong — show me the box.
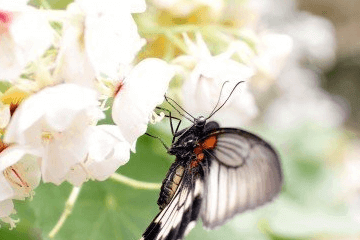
[142,116,283,240]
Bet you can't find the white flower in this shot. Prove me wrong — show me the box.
[65,125,131,186]
[283,12,336,70]
[265,90,348,131]
[176,33,258,127]
[0,0,54,81]
[0,144,41,229]
[4,84,105,185]
[228,30,293,91]
[55,0,146,87]
[112,58,175,150]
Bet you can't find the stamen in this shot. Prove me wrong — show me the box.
[0,216,20,230]
[41,131,54,144]
[149,111,165,124]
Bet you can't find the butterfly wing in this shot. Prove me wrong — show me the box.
[200,128,283,229]
[141,164,204,240]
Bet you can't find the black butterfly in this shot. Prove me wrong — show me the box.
[141,82,283,240]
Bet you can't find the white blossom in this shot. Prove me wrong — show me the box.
[55,0,146,87]
[176,33,258,127]
[265,90,348,131]
[0,0,54,81]
[4,84,105,185]
[112,58,175,150]
[65,125,131,186]
[0,144,41,229]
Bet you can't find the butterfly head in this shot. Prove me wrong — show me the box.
[194,116,206,129]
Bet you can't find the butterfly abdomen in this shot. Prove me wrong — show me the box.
[158,163,185,210]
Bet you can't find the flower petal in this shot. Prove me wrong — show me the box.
[55,4,96,88]
[41,127,91,185]
[85,13,145,78]
[0,145,26,171]
[87,125,130,180]
[0,174,14,202]
[0,7,54,80]
[112,59,175,148]
[0,199,14,218]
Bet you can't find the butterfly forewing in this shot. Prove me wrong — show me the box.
[201,129,282,229]
[142,166,204,240]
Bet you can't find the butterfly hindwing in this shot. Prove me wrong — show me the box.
[201,128,283,229]
[142,164,204,240]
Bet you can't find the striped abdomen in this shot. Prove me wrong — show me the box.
[157,163,185,210]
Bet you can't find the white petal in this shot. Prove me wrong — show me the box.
[76,0,146,14]
[85,13,145,78]
[55,4,96,89]
[4,84,103,146]
[0,0,29,9]
[0,8,54,80]
[17,154,41,190]
[41,127,91,185]
[87,141,130,181]
[42,85,101,131]
[88,125,129,161]
[183,57,254,116]
[0,145,26,172]
[86,125,130,180]
[64,165,88,187]
[0,174,14,202]
[112,59,175,148]
[0,199,14,218]
[0,104,10,128]
[128,0,146,13]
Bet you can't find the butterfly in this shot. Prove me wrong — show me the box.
[141,82,283,240]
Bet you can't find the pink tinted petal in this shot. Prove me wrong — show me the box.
[0,10,13,33]
[112,59,175,147]
[0,8,54,80]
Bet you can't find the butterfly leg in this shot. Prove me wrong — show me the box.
[145,133,169,150]
[156,106,182,142]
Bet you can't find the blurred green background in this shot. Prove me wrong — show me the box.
[2,0,360,239]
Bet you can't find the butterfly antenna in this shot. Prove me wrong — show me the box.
[208,81,229,116]
[165,95,194,122]
[206,81,245,120]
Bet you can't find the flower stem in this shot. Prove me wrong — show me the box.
[110,173,161,190]
[48,186,82,238]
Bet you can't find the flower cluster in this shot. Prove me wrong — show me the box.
[0,0,303,233]
[0,0,177,228]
